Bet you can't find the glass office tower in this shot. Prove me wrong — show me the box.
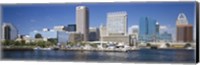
[139,17,157,42]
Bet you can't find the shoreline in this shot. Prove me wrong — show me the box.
[2,47,194,52]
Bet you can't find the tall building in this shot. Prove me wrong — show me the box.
[106,11,127,36]
[156,22,160,35]
[89,27,100,41]
[176,24,193,42]
[76,6,89,42]
[67,24,76,32]
[176,13,193,42]
[1,23,18,40]
[101,11,131,45]
[139,17,158,42]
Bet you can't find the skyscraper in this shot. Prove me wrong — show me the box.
[76,6,89,42]
[2,23,18,40]
[139,17,158,42]
[176,13,193,42]
[99,24,107,40]
[176,24,193,42]
[106,11,127,36]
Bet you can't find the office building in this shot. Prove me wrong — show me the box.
[67,24,76,32]
[1,23,18,40]
[176,13,193,42]
[99,24,107,40]
[106,11,127,36]
[176,24,193,42]
[76,6,89,42]
[89,27,100,41]
[102,35,131,45]
[159,32,172,42]
[139,17,158,42]
[68,32,83,42]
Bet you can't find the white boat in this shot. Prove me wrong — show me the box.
[34,47,41,50]
[34,47,53,50]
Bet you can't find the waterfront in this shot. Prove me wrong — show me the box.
[2,49,195,63]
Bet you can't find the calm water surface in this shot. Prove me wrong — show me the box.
[2,49,195,63]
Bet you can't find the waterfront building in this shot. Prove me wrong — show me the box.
[102,35,131,45]
[67,24,76,32]
[139,17,158,42]
[1,23,18,41]
[159,31,172,42]
[176,24,193,42]
[68,32,83,42]
[53,26,67,31]
[76,6,89,42]
[128,25,139,46]
[106,11,127,36]
[99,24,107,40]
[89,27,100,41]
[176,13,193,42]
[128,25,139,39]
[30,30,70,44]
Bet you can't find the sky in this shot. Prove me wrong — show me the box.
[2,2,196,40]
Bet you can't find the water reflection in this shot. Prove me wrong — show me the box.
[2,49,195,63]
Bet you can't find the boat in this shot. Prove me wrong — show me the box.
[33,47,53,50]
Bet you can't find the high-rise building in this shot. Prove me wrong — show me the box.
[1,23,18,40]
[67,24,76,32]
[176,13,193,42]
[76,6,89,42]
[89,27,100,41]
[156,22,160,35]
[139,17,158,42]
[176,24,193,42]
[106,11,127,36]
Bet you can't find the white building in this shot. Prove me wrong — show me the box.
[107,11,127,36]
[1,23,18,40]
[99,24,107,40]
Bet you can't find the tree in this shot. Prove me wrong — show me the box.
[35,33,43,38]
[165,43,170,48]
[146,43,151,47]
[184,43,191,48]
[36,41,46,48]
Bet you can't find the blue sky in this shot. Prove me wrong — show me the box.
[2,2,196,38]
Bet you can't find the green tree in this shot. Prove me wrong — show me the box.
[146,43,151,47]
[36,41,46,48]
[165,43,170,48]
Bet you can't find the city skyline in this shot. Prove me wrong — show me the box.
[2,2,196,39]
